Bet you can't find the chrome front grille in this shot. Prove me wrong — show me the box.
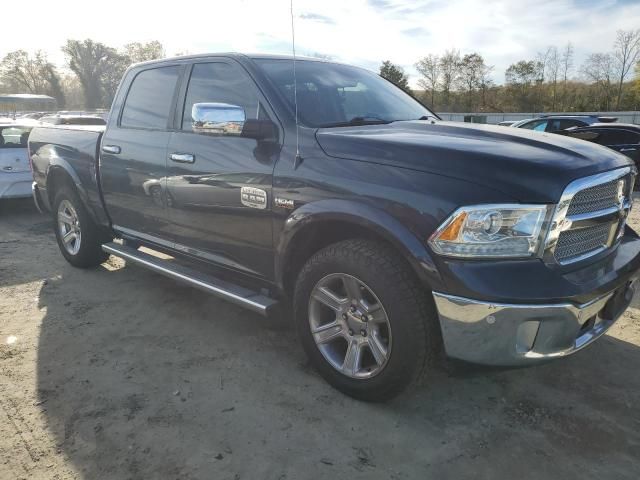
[554,222,612,262]
[546,167,634,265]
[566,179,619,216]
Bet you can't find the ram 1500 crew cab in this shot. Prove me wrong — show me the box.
[29,54,640,401]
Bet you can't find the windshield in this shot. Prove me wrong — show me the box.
[255,59,435,128]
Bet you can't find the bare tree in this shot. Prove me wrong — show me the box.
[613,29,640,109]
[477,62,495,108]
[439,49,460,110]
[415,54,440,107]
[0,50,51,93]
[546,47,560,110]
[582,53,616,110]
[536,47,555,109]
[560,42,574,109]
[561,42,574,83]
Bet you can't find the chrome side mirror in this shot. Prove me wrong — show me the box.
[191,102,246,136]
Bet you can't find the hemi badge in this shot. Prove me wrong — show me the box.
[275,197,295,209]
[241,187,267,209]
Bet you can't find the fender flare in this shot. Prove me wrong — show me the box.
[275,199,443,292]
[46,159,98,222]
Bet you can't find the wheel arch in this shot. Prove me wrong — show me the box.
[275,199,442,297]
[46,161,87,207]
[45,160,107,230]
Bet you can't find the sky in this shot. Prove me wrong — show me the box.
[2,0,639,87]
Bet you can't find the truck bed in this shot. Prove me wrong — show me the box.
[29,124,108,225]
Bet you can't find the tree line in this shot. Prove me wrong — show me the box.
[1,31,639,113]
[381,29,640,113]
[0,40,165,110]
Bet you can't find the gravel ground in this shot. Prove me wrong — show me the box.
[1,197,639,479]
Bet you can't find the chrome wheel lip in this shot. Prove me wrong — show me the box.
[57,200,81,255]
[308,273,392,379]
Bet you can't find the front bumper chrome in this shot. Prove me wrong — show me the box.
[432,281,636,366]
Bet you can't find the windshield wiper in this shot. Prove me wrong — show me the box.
[318,116,392,128]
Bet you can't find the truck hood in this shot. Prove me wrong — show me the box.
[315,121,633,203]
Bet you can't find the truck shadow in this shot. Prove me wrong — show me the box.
[35,262,640,479]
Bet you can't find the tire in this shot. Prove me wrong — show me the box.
[52,185,109,268]
[294,239,440,401]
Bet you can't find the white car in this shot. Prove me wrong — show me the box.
[0,123,33,199]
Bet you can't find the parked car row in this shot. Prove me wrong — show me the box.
[498,115,640,179]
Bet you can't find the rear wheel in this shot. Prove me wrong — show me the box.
[53,186,109,268]
[294,239,440,401]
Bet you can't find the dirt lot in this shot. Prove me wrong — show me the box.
[1,198,639,480]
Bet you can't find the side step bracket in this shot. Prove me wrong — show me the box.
[102,242,277,316]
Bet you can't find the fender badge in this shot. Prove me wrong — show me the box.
[274,197,295,209]
[241,187,267,209]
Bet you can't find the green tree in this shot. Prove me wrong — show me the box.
[457,53,492,110]
[0,50,65,106]
[505,60,542,111]
[124,41,165,63]
[379,60,410,92]
[62,39,128,109]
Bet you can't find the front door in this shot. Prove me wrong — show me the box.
[165,60,280,278]
[100,65,181,241]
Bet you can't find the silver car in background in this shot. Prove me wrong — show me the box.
[0,123,33,199]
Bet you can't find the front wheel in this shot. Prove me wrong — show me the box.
[294,239,440,401]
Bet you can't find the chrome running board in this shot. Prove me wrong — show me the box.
[102,242,277,316]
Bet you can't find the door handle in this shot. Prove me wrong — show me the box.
[169,152,195,163]
[620,148,637,152]
[102,145,121,154]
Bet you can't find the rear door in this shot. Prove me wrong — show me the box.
[588,128,640,163]
[164,60,280,278]
[606,129,640,165]
[100,65,181,242]
[0,126,31,173]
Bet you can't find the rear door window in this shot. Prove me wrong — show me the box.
[120,66,180,129]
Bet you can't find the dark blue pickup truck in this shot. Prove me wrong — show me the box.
[29,54,640,400]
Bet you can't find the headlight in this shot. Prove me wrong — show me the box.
[428,204,550,258]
